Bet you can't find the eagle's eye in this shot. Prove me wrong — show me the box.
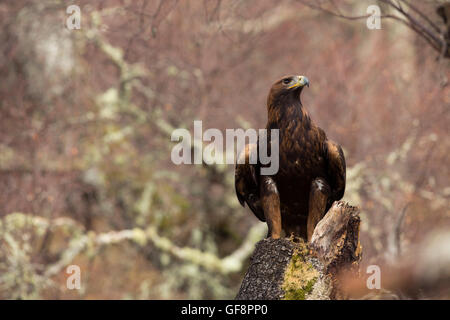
[282,78,291,85]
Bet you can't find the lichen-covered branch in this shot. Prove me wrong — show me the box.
[0,212,266,281]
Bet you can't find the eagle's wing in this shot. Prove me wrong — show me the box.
[235,143,265,222]
[324,140,346,201]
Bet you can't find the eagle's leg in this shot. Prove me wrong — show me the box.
[307,177,331,241]
[260,176,282,239]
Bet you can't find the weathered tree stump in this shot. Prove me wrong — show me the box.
[236,201,361,300]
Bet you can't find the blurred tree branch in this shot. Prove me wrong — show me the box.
[297,0,450,59]
[0,212,266,279]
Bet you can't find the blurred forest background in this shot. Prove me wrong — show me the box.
[0,0,449,299]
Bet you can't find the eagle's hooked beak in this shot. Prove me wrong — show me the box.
[288,75,310,89]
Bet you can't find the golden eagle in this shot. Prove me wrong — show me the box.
[235,75,346,241]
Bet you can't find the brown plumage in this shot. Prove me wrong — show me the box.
[235,75,346,241]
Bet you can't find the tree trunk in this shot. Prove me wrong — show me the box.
[235,201,362,300]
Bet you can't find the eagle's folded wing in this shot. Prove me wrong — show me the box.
[235,143,265,222]
[324,140,346,201]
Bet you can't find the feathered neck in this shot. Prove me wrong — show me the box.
[267,90,311,129]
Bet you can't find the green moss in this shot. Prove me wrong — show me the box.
[284,277,317,300]
[282,240,319,300]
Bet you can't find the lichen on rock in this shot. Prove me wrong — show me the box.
[236,202,361,300]
[281,239,331,300]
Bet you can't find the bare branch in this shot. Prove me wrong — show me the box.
[297,0,449,58]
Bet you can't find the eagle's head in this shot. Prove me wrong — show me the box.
[267,75,310,107]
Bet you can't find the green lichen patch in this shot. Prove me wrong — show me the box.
[282,240,319,300]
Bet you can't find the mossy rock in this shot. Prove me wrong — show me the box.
[236,238,332,300]
[282,239,331,300]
